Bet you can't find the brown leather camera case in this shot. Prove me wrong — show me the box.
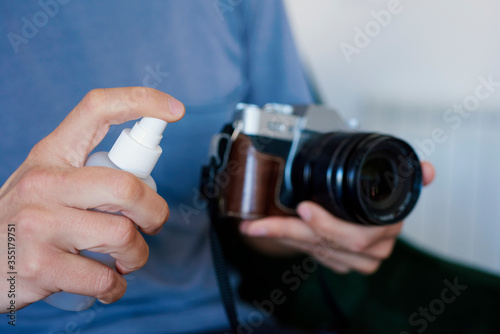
[216,134,296,220]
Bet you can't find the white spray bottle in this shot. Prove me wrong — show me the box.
[44,117,168,311]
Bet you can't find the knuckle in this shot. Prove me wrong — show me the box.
[134,243,149,270]
[320,235,341,249]
[347,236,369,253]
[15,208,53,279]
[81,89,106,113]
[29,139,52,159]
[16,207,45,237]
[22,249,45,280]
[111,218,150,272]
[95,268,118,298]
[119,243,149,273]
[16,168,54,196]
[347,235,371,253]
[114,219,138,250]
[132,86,151,101]
[111,172,143,205]
[150,200,169,234]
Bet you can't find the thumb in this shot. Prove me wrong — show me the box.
[36,87,184,167]
[296,201,358,242]
[296,201,333,225]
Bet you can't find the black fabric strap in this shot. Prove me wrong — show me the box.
[209,221,239,333]
[205,158,240,334]
[204,155,347,334]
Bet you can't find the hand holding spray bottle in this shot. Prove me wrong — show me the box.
[44,117,167,311]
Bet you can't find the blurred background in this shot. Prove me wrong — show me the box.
[284,0,500,275]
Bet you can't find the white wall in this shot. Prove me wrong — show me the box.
[285,0,500,275]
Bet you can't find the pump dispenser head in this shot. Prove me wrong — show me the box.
[108,117,167,178]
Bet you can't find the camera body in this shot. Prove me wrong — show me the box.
[204,103,422,225]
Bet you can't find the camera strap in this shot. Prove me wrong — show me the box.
[203,159,347,334]
[204,157,240,334]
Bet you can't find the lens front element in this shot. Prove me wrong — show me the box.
[292,132,422,225]
[360,155,397,209]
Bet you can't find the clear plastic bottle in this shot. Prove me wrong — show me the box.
[43,117,167,311]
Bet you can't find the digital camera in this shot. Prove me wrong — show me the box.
[202,103,422,225]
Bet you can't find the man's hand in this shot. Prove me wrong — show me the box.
[0,87,184,311]
[240,162,435,275]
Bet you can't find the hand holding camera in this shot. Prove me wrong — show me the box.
[206,103,435,274]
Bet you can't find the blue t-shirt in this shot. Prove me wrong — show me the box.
[0,1,312,333]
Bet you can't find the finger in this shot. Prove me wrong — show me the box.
[51,208,149,275]
[44,251,127,304]
[276,238,382,275]
[421,161,435,186]
[297,201,403,253]
[39,87,185,167]
[361,237,398,260]
[239,216,317,243]
[53,166,169,234]
[317,248,381,275]
[275,228,397,262]
[320,261,351,274]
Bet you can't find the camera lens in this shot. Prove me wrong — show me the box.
[291,133,422,225]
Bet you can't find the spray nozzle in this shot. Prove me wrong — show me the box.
[108,117,168,178]
[129,117,168,148]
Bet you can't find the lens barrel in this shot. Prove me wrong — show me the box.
[291,132,422,225]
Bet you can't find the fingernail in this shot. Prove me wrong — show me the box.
[297,203,312,221]
[168,97,185,117]
[245,225,268,237]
